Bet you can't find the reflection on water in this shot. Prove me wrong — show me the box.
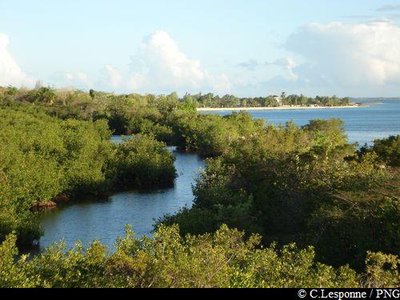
[39,149,204,250]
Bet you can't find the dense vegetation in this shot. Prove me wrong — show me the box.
[160,123,400,270]
[1,225,399,288]
[0,86,351,110]
[362,135,400,167]
[108,136,176,189]
[0,102,176,245]
[189,92,352,108]
[0,86,398,288]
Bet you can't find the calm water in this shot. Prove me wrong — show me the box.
[39,100,400,249]
[39,147,204,249]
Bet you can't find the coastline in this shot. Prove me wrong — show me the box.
[197,104,362,112]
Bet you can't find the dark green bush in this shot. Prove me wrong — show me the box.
[108,135,176,189]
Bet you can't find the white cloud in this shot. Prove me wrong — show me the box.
[282,21,400,95]
[267,57,298,80]
[105,30,231,95]
[0,33,33,87]
[377,4,400,11]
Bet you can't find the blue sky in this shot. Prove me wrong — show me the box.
[1,0,400,96]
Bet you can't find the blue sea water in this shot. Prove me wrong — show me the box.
[204,100,400,146]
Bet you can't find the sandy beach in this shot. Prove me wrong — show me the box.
[197,104,362,112]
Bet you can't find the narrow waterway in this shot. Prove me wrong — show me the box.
[39,146,204,250]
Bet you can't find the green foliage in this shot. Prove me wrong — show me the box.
[32,87,57,105]
[0,234,38,287]
[6,225,397,288]
[170,111,265,157]
[59,119,114,195]
[0,87,354,148]
[309,170,400,268]
[0,86,398,287]
[108,135,176,189]
[26,241,108,288]
[0,105,176,244]
[370,135,400,167]
[0,108,114,244]
[191,93,351,108]
[364,252,400,287]
[161,119,395,269]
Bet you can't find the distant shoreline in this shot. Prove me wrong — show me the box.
[197,104,362,112]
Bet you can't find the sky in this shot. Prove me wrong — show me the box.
[1,0,400,97]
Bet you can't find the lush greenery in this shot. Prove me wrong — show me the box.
[0,86,399,288]
[0,87,352,140]
[1,225,399,288]
[361,135,400,167]
[161,122,400,269]
[0,107,113,244]
[0,104,176,245]
[108,136,176,189]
